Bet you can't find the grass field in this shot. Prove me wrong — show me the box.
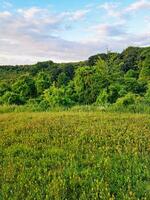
[0,111,150,199]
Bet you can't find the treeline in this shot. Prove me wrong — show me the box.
[0,46,150,112]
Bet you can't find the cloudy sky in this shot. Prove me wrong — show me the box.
[0,0,150,65]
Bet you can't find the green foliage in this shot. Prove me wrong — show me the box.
[0,44,150,199]
[2,91,22,105]
[115,93,139,107]
[144,84,150,104]
[124,77,147,95]
[96,90,108,106]
[65,81,77,104]
[0,82,10,96]
[120,47,141,72]
[124,69,139,79]
[35,72,52,94]
[74,66,99,104]
[107,84,124,103]
[44,85,73,107]
[88,53,107,66]
[0,46,150,110]
[57,72,69,87]
[95,58,109,82]
[140,54,150,81]
[12,75,37,102]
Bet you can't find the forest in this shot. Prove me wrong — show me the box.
[0,46,150,113]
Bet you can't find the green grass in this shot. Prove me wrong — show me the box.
[0,112,150,199]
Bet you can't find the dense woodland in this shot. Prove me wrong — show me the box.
[0,46,150,112]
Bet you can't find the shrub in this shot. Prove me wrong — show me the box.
[115,93,138,107]
[2,91,23,105]
[144,84,150,104]
[44,85,73,107]
[95,90,108,106]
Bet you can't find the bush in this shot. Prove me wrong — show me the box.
[44,85,73,107]
[95,90,108,106]
[144,84,150,104]
[115,93,138,107]
[108,93,150,114]
[0,82,10,96]
[38,100,50,111]
[2,92,23,105]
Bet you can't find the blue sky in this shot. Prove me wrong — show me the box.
[0,0,150,65]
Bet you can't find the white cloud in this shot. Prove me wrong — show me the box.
[90,23,126,39]
[100,0,150,20]
[99,2,121,18]
[68,9,90,21]
[125,0,150,12]
[17,7,44,19]
[0,11,11,18]
[0,3,149,65]
[0,7,93,65]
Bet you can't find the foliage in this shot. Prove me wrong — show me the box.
[107,84,124,103]
[35,71,52,94]
[119,47,141,72]
[124,78,147,95]
[2,91,23,105]
[44,85,73,107]
[140,53,150,81]
[12,75,37,102]
[115,93,138,107]
[0,82,10,96]
[57,72,69,87]
[144,84,150,104]
[95,90,108,106]
[0,46,150,110]
[74,66,101,104]
[124,69,139,79]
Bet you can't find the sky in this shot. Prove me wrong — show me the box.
[0,0,150,65]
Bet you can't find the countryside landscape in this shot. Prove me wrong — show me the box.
[0,0,150,199]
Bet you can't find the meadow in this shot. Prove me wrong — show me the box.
[0,111,150,199]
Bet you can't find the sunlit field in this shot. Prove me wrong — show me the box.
[0,111,150,199]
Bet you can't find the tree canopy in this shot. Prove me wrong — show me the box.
[0,46,150,109]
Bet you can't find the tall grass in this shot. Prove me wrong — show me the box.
[0,111,150,199]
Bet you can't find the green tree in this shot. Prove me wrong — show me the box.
[57,72,69,87]
[124,69,139,79]
[12,75,37,102]
[124,77,147,95]
[95,58,109,88]
[65,81,77,104]
[35,72,52,95]
[107,84,124,103]
[74,66,100,104]
[0,82,10,96]
[144,84,150,104]
[43,85,72,107]
[120,47,141,72]
[140,55,150,81]
[74,58,110,104]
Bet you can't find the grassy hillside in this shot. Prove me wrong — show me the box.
[0,111,150,199]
